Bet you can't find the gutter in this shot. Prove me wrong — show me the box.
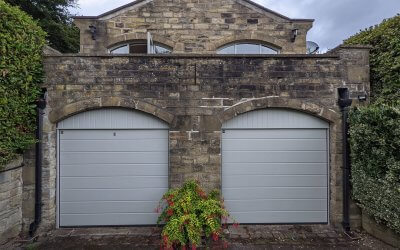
[29,93,47,237]
[338,88,353,232]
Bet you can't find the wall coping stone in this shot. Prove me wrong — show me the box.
[328,45,373,55]
[338,45,373,50]
[0,156,23,172]
[43,46,62,56]
[44,53,340,59]
[362,211,400,248]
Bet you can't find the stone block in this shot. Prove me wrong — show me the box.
[199,116,221,132]
[194,155,209,165]
[347,66,369,83]
[22,166,35,186]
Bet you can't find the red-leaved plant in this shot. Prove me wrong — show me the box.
[156,180,237,249]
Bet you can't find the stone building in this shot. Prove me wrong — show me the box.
[73,0,313,54]
[1,0,371,241]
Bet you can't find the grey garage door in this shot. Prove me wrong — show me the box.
[222,109,329,224]
[57,109,169,227]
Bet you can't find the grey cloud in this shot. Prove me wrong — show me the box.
[256,0,400,51]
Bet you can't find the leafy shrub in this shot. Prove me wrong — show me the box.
[0,1,46,166]
[157,180,234,249]
[4,0,79,53]
[344,15,400,103]
[349,103,400,233]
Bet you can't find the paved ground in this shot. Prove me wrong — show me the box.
[2,225,395,250]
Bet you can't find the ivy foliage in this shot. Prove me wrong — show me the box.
[157,180,234,249]
[346,14,400,233]
[349,104,400,233]
[0,0,46,166]
[344,15,400,102]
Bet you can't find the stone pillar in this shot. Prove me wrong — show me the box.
[334,45,371,229]
[21,147,36,235]
[38,103,57,232]
[169,114,222,192]
[335,45,371,100]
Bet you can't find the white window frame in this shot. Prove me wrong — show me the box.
[218,42,280,55]
[108,38,172,54]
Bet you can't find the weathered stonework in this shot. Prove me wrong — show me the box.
[21,148,36,234]
[0,157,23,244]
[74,0,313,54]
[36,46,370,232]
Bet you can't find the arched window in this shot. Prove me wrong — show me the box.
[109,41,172,54]
[217,42,279,55]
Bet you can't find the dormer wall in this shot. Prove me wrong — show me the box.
[74,0,313,54]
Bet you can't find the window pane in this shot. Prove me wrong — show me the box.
[154,45,171,54]
[261,45,278,54]
[217,45,235,54]
[236,44,260,54]
[110,43,172,54]
[218,43,279,55]
[110,45,129,54]
[129,44,147,54]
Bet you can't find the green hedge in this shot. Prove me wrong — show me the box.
[0,1,46,166]
[349,104,400,233]
[344,15,400,103]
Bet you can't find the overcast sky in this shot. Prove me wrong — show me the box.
[72,0,400,51]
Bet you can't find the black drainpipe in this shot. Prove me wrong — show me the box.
[29,91,47,237]
[338,88,352,232]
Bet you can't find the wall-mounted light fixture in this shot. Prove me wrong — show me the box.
[291,29,298,42]
[358,92,368,102]
[89,25,97,40]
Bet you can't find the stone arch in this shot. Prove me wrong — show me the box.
[220,97,340,124]
[49,96,175,124]
[107,33,175,50]
[210,32,283,52]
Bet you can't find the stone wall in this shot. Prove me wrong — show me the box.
[38,46,370,231]
[74,0,313,54]
[22,147,36,234]
[0,157,23,244]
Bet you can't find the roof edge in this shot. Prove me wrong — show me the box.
[240,0,314,22]
[73,0,314,22]
[73,0,147,19]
